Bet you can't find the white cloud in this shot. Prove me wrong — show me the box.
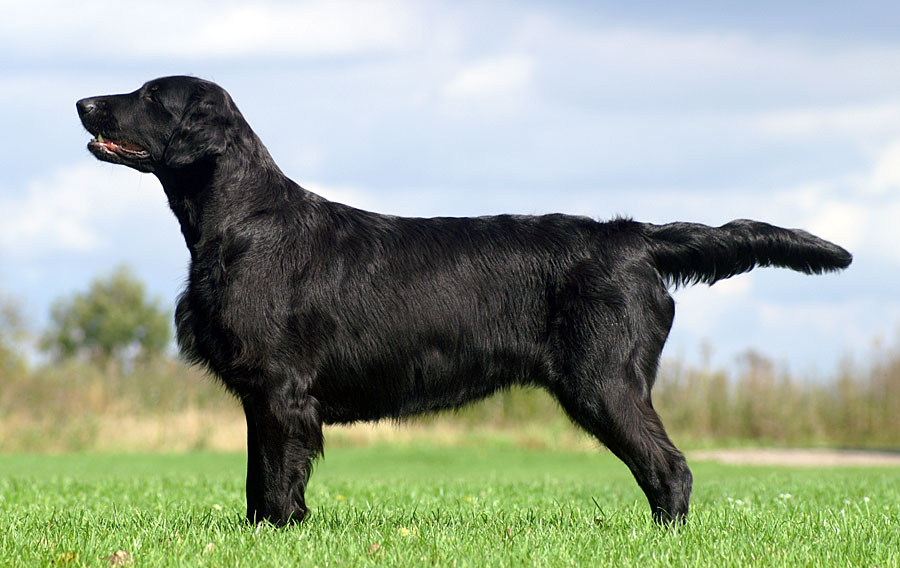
[2,0,422,59]
[671,275,754,337]
[302,181,377,210]
[511,13,900,110]
[183,1,420,58]
[754,101,900,139]
[0,163,171,257]
[301,181,456,217]
[571,27,757,70]
[765,139,900,264]
[444,56,535,99]
[758,300,867,337]
[756,298,900,365]
[870,140,900,194]
[803,200,867,252]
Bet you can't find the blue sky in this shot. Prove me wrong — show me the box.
[2,1,899,373]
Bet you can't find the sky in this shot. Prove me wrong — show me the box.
[1,0,899,374]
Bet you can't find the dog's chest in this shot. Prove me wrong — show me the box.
[174,246,296,374]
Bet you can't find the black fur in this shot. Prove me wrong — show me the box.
[76,76,852,527]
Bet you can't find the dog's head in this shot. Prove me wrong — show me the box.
[76,76,238,173]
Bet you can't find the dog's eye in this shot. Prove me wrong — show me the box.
[145,86,161,103]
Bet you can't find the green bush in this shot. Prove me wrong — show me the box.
[40,266,171,365]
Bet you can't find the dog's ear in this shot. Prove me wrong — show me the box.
[163,85,236,168]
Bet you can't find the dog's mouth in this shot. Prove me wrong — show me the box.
[88,134,150,161]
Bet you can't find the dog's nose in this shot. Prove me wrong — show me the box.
[76,97,104,119]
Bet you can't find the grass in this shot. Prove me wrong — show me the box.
[1,446,899,567]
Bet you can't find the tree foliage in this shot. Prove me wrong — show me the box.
[41,266,171,364]
[0,292,27,371]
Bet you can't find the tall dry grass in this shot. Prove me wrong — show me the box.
[1,340,899,452]
[654,345,900,448]
[0,359,242,452]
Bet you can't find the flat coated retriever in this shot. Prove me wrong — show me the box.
[77,76,851,526]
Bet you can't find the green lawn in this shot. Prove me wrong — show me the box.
[1,446,898,567]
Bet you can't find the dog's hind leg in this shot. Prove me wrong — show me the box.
[242,373,324,526]
[550,278,692,525]
[555,378,692,525]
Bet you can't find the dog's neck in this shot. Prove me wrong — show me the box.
[154,160,218,252]
[154,145,315,257]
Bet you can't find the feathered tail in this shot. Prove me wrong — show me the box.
[642,219,852,287]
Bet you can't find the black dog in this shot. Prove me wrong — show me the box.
[77,76,851,526]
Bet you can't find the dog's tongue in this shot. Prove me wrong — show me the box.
[94,135,144,153]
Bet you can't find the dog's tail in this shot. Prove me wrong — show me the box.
[642,219,852,287]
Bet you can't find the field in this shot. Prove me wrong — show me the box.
[1,446,898,567]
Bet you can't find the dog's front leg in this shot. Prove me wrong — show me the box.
[242,398,265,523]
[243,376,324,526]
